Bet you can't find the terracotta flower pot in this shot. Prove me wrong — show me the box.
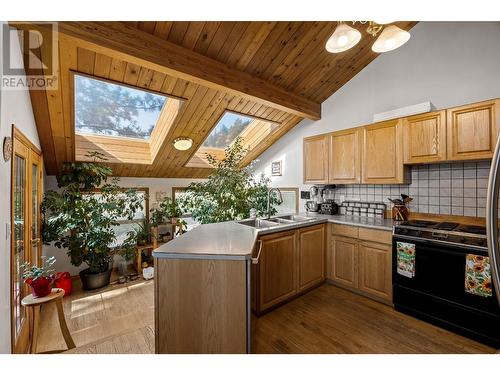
[25,277,54,298]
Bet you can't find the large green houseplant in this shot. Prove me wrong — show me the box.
[178,137,279,224]
[42,152,144,290]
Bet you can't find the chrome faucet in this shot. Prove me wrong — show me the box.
[267,187,283,219]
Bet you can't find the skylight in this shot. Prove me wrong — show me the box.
[203,112,253,149]
[74,74,167,140]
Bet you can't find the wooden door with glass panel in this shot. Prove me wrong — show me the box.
[11,128,43,354]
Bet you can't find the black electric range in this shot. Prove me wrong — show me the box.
[392,219,500,347]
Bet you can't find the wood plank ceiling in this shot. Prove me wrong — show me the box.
[19,21,416,178]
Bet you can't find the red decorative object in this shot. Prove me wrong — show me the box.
[25,277,54,298]
[54,272,72,296]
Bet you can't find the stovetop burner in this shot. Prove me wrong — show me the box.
[434,222,460,231]
[405,220,437,228]
[459,225,487,236]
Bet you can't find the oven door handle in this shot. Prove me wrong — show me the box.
[486,135,500,307]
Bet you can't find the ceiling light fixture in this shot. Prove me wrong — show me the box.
[371,25,411,53]
[325,21,410,54]
[173,137,193,151]
[325,22,362,53]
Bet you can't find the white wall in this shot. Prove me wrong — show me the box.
[254,21,500,203]
[0,23,41,353]
[43,176,204,275]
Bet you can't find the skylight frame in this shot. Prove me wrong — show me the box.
[186,109,281,168]
[72,72,171,142]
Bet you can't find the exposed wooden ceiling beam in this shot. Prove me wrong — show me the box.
[13,22,321,120]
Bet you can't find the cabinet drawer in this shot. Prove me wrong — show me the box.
[330,223,358,238]
[358,227,392,244]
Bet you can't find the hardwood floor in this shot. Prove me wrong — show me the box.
[36,278,154,354]
[253,284,495,354]
[37,280,494,354]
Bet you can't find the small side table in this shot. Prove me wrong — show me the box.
[21,288,76,353]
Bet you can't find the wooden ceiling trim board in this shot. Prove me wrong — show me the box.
[180,22,206,50]
[168,22,191,46]
[233,22,278,71]
[76,47,96,74]
[148,71,167,92]
[192,22,221,55]
[59,39,78,163]
[122,62,142,86]
[150,98,186,160]
[254,22,311,79]
[137,21,156,34]
[269,24,335,87]
[108,58,128,81]
[160,75,179,94]
[153,21,173,39]
[264,21,325,83]
[227,22,274,68]
[51,22,320,120]
[168,90,230,168]
[215,22,250,64]
[162,87,221,169]
[75,134,151,164]
[93,53,112,78]
[242,22,295,75]
[20,32,58,172]
[150,84,209,176]
[204,21,237,60]
[136,67,155,89]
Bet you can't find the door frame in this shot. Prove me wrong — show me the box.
[10,125,43,354]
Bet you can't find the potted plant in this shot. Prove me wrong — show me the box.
[20,256,57,298]
[42,152,144,290]
[150,197,183,226]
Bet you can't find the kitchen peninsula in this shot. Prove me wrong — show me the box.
[153,213,393,354]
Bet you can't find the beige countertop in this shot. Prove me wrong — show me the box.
[153,213,394,260]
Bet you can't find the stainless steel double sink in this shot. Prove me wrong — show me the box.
[238,215,316,229]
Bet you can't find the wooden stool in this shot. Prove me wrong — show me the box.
[21,288,76,353]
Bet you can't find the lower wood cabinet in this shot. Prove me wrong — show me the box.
[358,241,392,301]
[326,224,393,304]
[258,230,297,312]
[328,236,358,289]
[253,225,326,315]
[298,225,325,291]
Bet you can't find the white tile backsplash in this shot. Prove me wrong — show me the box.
[328,161,493,218]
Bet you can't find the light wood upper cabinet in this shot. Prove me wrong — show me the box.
[298,225,325,292]
[329,128,361,184]
[403,110,447,164]
[328,236,358,289]
[258,230,297,312]
[303,134,329,184]
[362,119,407,184]
[447,99,500,161]
[358,241,392,302]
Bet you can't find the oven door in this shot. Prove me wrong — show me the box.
[392,236,500,314]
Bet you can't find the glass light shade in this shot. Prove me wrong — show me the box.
[173,137,193,151]
[372,25,410,53]
[325,23,361,53]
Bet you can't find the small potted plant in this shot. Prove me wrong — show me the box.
[20,256,57,298]
[150,197,183,225]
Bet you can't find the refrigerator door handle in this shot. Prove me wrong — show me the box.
[487,135,500,307]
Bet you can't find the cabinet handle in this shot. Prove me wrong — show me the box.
[252,240,263,264]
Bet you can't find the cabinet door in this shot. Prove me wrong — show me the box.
[259,231,297,311]
[403,110,446,164]
[358,241,392,302]
[298,225,325,292]
[303,134,329,184]
[327,236,358,288]
[362,119,407,184]
[329,128,361,184]
[447,99,500,161]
